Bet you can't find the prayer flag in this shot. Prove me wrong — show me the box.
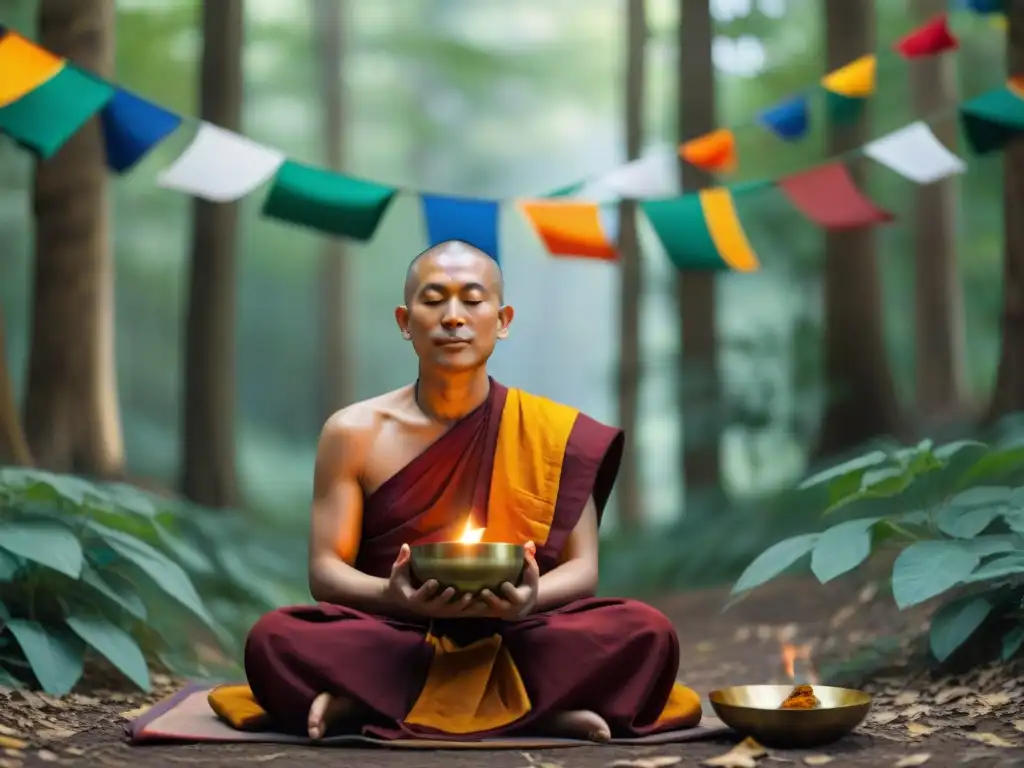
[157,122,285,202]
[960,87,1024,154]
[821,55,876,98]
[0,65,113,159]
[541,181,585,198]
[894,15,958,58]
[826,92,865,126]
[964,0,1003,12]
[757,95,810,142]
[576,145,681,201]
[641,185,762,272]
[0,32,64,108]
[1009,75,1024,99]
[262,160,397,241]
[519,200,616,260]
[101,87,182,173]
[778,163,893,230]
[863,121,965,184]
[680,129,737,173]
[421,194,500,262]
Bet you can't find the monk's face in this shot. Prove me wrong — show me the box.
[396,246,514,372]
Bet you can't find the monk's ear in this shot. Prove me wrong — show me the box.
[395,306,411,340]
[496,305,514,339]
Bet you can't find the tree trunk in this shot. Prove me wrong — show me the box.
[180,0,243,507]
[988,1,1024,421]
[677,0,721,508]
[313,0,355,421]
[615,0,647,531]
[0,308,33,466]
[908,0,968,431]
[816,0,902,457]
[23,0,124,477]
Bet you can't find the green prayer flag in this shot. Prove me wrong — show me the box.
[541,180,585,198]
[825,91,864,127]
[0,65,114,159]
[261,160,397,241]
[960,86,1024,155]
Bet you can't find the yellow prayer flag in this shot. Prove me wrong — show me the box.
[0,33,64,108]
[992,15,1007,31]
[821,55,876,98]
[699,188,760,272]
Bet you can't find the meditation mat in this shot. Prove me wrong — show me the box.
[127,684,733,750]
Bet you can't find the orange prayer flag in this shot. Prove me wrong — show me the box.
[679,129,737,173]
[519,200,616,260]
[1009,75,1024,100]
[0,33,64,108]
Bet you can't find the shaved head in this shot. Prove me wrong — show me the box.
[404,240,504,305]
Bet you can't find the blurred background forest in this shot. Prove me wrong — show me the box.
[0,0,1020,670]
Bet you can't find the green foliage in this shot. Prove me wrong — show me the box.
[0,467,307,695]
[731,434,1024,666]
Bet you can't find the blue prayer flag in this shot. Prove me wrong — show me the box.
[963,0,1004,13]
[101,87,182,173]
[757,95,810,142]
[421,194,500,263]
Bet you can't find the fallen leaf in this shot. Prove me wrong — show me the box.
[829,605,856,629]
[734,627,752,643]
[36,727,76,740]
[802,756,833,765]
[934,687,972,705]
[1013,720,1024,733]
[249,754,287,763]
[870,711,900,726]
[612,758,682,768]
[894,755,930,767]
[37,751,57,763]
[703,737,768,768]
[0,759,22,768]
[152,674,172,687]
[0,729,18,740]
[756,625,774,641]
[905,723,937,737]
[902,704,931,720]
[894,692,920,706]
[65,748,85,756]
[963,732,1017,748]
[119,706,151,721]
[981,693,1011,708]
[776,624,799,643]
[0,738,25,751]
[858,583,878,603]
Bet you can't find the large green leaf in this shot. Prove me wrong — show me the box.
[731,534,818,595]
[1002,625,1024,661]
[947,486,1014,508]
[798,451,888,490]
[64,609,150,692]
[80,565,147,620]
[933,440,988,461]
[962,552,1024,583]
[0,549,21,581]
[0,519,83,579]
[936,506,1004,539]
[85,521,213,625]
[928,594,993,662]
[892,540,981,609]
[101,483,158,518]
[810,517,881,584]
[3,619,84,695]
[1,468,96,506]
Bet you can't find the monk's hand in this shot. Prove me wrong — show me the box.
[477,541,540,620]
[386,544,477,618]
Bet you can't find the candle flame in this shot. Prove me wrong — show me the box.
[780,642,819,684]
[459,518,484,544]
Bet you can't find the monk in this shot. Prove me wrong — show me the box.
[228,240,702,743]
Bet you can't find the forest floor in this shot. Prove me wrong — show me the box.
[1,574,1023,768]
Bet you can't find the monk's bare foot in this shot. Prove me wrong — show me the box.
[543,710,611,742]
[307,692,355,740]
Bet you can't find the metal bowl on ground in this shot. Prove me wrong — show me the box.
[709,685,871,748]
[410,542,525,595]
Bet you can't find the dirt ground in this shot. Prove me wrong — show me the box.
[1,575,1023,768]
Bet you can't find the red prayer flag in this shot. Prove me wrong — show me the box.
[778,163,894,230]
[894,14,958,58]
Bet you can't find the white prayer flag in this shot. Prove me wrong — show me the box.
[157,123,286,202]
[576,144,682,202]
[863,121,966,185]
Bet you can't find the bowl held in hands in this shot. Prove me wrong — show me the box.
[410,542,525,595]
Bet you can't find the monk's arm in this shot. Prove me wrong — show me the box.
[307,413,391,611]
[531,495,600,612]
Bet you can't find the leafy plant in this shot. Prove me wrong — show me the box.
[0,467,308,695]
[731,435,1024,666]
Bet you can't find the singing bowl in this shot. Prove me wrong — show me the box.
[709,685,871,748]
[410,542,525,594]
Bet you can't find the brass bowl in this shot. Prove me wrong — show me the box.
[709,685,871,748]
[410,542,525,595]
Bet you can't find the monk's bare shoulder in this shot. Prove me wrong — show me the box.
[318,385,419,465]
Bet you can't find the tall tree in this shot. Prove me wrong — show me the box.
[677,0,721,508]
[180,0,243,507]
[23,0,124,477]
[312,0,355,421]
[816,0,901,456]
[988,1,1024,421]
[615,0,647,531]
[0,308,33,466]
[909,0,967,431]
